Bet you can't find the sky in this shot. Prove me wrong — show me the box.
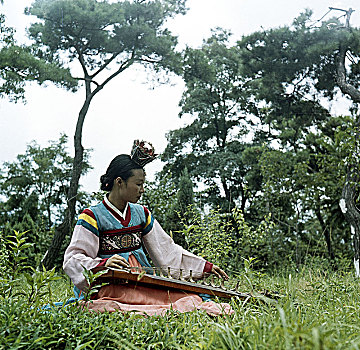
[1,0,359,193]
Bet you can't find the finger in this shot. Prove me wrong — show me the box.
[213,266,229,280]
[219,269,229,280]
[112,258,130,267]
[110,262,129,270]
[214,271,222,279]
[212,268,222,279]
[110,256,130,266]
[107,257,129,268]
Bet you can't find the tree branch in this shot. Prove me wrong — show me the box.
[336,45,360,103]
[90,53,120,79]
[92,58,135,96]
[75,77,100,87]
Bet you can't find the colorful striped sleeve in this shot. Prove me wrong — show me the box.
[76,209,99,237]
[142,206,154,236]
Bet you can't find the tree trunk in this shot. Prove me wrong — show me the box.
[42,95,92,269]
[41,56,134,269]
[314,205,335,261]
[334,12,360,275]
[340,169,360,276]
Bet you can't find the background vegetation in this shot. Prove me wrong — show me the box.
[1,0,360,348]
[1,0,358,271]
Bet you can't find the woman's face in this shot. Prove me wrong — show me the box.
[118,168,145,203]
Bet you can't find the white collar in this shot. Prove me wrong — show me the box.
[104,195,128,219]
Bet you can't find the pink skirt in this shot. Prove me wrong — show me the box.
[81,254,234,316]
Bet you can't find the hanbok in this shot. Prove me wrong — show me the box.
[63,196,233,316]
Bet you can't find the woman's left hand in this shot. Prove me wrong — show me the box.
[211,264,229,280]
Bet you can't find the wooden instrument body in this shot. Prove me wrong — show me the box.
[93,267,246,299]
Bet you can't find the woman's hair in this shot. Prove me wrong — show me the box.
[100,154,143,191]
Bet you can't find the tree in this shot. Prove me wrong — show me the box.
[238,9,360,266]
[141,170,177,232]
[332,8,360,275]
[176,167,194,215]
[0,135,91,267]
[162,30,262,213]
[164,167,194,245]
[257,117,350,264]
[0,5,76,101]
[0,135,91,230]
[26,0,187,268]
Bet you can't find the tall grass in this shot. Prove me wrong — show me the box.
[2,267,360,349]
[1,232,360,349]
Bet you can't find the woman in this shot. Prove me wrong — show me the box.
[63,140,233,316]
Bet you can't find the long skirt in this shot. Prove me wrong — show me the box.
[81,255,234,316]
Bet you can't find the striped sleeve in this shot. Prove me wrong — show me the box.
[76,209,99,236]
[142,206,154,236]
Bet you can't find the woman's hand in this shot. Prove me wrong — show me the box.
[105,254,130,269]
[211,264,229,280]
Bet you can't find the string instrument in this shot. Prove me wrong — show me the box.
[92,266,248,299]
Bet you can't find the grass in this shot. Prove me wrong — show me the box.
[1,266,360,349]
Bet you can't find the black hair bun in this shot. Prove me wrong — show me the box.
[100,174,112,191]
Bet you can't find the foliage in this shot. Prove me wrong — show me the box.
[0,134,91,229]
[26,0,187,76]
[2,214,51,267]
[0,135,92,268]
[0,10,76,102]
[25,0,189,269]
[176,167,194,215]
[257,116,352,263]
[5,230,33,281]
[162,29,262,212]
[232,209,281,269]
[0,228,357,349]
[21,266,61,307]
[0,230,60,308]
[162,10,358,266]
[179,206,235,267]
[142,169,194,245]
[141,170,177,231]
[0,238,358,349]
[81,266,109,303]
[237,10,359,262]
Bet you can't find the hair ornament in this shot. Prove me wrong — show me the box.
[130,140,157,167]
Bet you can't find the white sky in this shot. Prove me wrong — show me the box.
[0,0,359,193]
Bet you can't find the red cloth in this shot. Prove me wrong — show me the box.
[204,261,213,273]
[96,258,108,267]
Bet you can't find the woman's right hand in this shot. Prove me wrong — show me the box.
[211,264,229,280]
[105,254,130,269]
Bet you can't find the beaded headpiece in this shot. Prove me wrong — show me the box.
[130,140,157,167]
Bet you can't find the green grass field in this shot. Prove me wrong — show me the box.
[1,266,360,349]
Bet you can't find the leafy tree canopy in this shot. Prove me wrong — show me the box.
[0,134,91,229]
[238,10,360,147]
[162,30,262,211]
[26,0,187,79]
[0,8,76,101]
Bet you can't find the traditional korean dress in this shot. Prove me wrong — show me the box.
[63,196,233,316]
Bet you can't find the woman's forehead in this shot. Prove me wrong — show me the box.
[131,168,145,180]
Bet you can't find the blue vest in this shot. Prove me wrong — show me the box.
[90,201,154,268]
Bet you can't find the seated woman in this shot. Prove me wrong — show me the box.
[63,140,233,316]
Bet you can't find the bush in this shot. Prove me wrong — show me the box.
[179,205,235,267]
